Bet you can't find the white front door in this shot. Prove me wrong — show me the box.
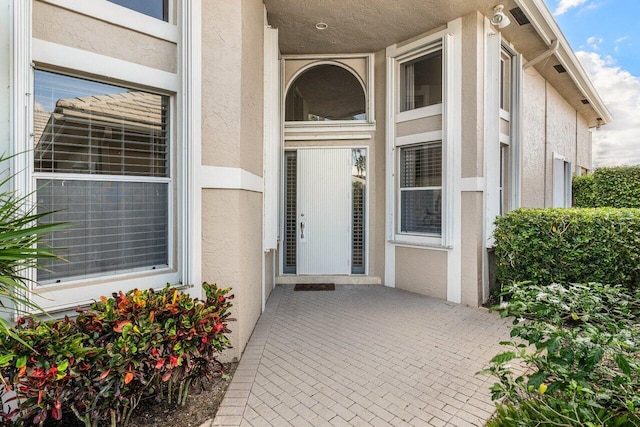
[297,148,351,275]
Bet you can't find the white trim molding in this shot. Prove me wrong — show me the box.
[32,39,179,93]
[180,0,202,293]
[38,0,179,42]
[283,53,375,131]
[200,166,264,193]
[285,134,372,141]
[384,18,463,303]
[460,177,486,192]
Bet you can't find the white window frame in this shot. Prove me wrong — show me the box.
[386,23,460,248]
[22,40,185,313]
[12,0,200,316]
[33,69,175,282]
[38,0,178,41]
[30,67,179,312]
[484,31,522,248]
[283,54,375,133]
[396,139,443,240]
[552,152,572,208]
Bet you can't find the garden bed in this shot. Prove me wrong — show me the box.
[43,362,237,427]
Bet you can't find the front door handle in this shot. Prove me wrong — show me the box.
[300,221,305,239]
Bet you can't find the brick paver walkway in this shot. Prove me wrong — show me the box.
[205,285,513,427]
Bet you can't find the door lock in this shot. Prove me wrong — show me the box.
[300,221,305,239]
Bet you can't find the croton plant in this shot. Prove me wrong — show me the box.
[0,283,233,427]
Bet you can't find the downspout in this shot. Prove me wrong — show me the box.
[523,39,559,70]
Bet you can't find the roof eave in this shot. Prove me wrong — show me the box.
[514,0,613,125]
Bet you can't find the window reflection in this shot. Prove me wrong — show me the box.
[400,50,443,112]
[285,64,366,121]
[107,0,168,21]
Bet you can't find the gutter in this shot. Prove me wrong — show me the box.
[523,39,558,70]
[514,0,613,125]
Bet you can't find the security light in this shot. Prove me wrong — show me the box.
[491,5,511,29]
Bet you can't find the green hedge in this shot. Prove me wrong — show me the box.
[573,166,640,208]
[572,174,596,207]
[494,208,640,288]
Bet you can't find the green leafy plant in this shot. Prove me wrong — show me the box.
[494,208,640,288]
[0,283,234,427]
[573,174,597,207]
[0,155,65,333]
[482,282,640,426]
[573,166,640,208]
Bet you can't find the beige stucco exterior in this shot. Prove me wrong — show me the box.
[4,0,608,353]
[395,247,447,299]
[202,190,263,360]
[32,1,177,73]
[520,66,592,207]
[200,0,266,358]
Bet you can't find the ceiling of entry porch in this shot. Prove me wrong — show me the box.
[263,0,535,55]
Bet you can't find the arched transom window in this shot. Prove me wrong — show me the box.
[285,64,366,122]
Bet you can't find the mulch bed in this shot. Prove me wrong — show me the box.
[44,362,237,427]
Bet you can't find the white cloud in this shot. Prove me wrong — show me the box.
[586,36,603,50]
[554,0,589,15]
[576,51,640,166]
[615,35,630,44]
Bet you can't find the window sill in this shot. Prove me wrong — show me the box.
[388,239,451,251]
[285,121,376,134]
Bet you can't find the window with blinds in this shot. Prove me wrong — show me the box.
[283,151,297,274]
[399,142,442,235]
[34,70,170,284]
[352,149,366,274]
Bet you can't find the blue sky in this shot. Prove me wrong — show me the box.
[544,0,640,166]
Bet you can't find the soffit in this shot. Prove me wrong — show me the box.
[264,0,609,127]
[264,0,520,54]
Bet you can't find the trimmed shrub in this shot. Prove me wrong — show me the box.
[483,282,640,426]
[573,165,640,208]
[0,283,233,427]
[494,208,640,288]
[572,174,596,207]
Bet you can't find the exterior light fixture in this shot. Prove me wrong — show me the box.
[491,5,511,29]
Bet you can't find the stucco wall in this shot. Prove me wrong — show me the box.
[521,66,590,207]
[576,113,592,171]
[200,0,265,359]
[265,250,275,300]
[460,193,483,306]
[461,12,484,179]
[545,83,577,205]
[396,116,442,137]
[521,68,549,207]
[201,1,242,168]
[240,0,265,177]
[202,189,263,360]
[32,1,177,73]
[458,12,485,305]
[395,247,447,299]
